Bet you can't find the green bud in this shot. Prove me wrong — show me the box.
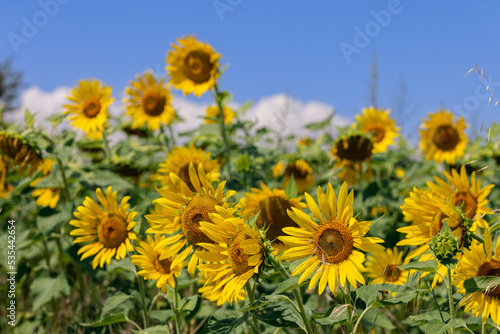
[429,221,460,265]
[235,153,253,174]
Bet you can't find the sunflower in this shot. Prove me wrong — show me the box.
[157,143,221,190]
[238,182,306,251]
[166,35,220,96]
[124,71,176,131]
[279,183,384,294]
[455,229,500,325]
[427,165,494,228]
[272,161,285,178]
[70,186,137,269]
[198,268,246,306]
[356,107,399,153]
[205,105,235,125]
[277,159,315,194]
[0,132,41,176]
[0,157,12,198]
[331,134,373,185]
[131,234,186,293]
[297,136,313,147]
[146,163,236,277]
[63,79,114,139]
[196,206,264,305]
[419,109,468,164]
[30,158,61,209]
[366,247,409,285]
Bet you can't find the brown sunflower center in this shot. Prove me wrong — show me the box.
[228,231,253,276]
[432,125,459,151]
[98,213,129,248]
[182,194,219,245]
[369,126,385,143]
[257,196,297,241]
[153,256,172,275]
[183,50,213,84]
[178,163,199,192]
[142,91,166,117]
[313,221,354,264]
[83,98,101,118]
[452,191,478,219]
[335,135,373,162]
[476,259,500,297]
[382,264,401,283]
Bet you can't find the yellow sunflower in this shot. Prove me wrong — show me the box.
[70,186,137,269]
[238,182,306,251]
[131,234,186,293]
[124,71,176,131]
[331,134,373,185]
[297,136,313,147]
[30,158,61,209]
[279,183,384,294]
[198,267,247,306]
[205,105,235,125]
[455,229,500,325]
[0,157,12,198]
[419,109,468,164]
[197,206,264,305]
[0,132,41,176]
[427,165,494,228]
[146,163,236,277]
[63,79,114,139]
[157,143,221,190]
[277,159,315,194]
[272,161,285,178]
[366,247,409,285]
[166,35,220,96]
[356,107,399,153]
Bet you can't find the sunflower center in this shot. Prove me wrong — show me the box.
[257,196,297,241]
[476,259,500,297]
[382,264,401,283]
[313,221,354,264]
[182,194,219,245]
[183,50,213,84]
[284,164,308,180]
[97,214,128,248]
[83,98,101,118]
[432,125,459,151]
[335,135,373,162]
[369,126,385,143]
[142,91,166,117]
[228,231,253,276]
[452,191,478,219]
[154,256,172,275]
[178,163,199,192]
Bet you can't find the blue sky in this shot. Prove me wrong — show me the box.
[1,0,500,136]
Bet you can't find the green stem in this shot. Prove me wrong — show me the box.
[55,157,72,205]
[352,305,372,334]
[471,232,484,244]
[167,124,177,147]
[159,125,171,150]
[137,275,150,328]
[482,322,487,334]
[245,282,260,334]
[102,131,112,161]
[345,283,354,333]
[173,276,182,334]
[447,267,455,334]
[213,84,231,179]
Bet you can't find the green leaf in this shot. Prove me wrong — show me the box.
[25,109,36,128]
[285,175,298,198]
[30,274,70,309]
[409,311,449,322]
[36,206,71,236]
[46,114,65,128]
[90,170,134,191]
[180,295,199,313]
[240,294,287,312]
[398,259,438,273]
[101,292,131,317]
[425,318,468,334]
[33,175,61,188]
[253,301,304,329]
[272,276,307,295]
[107,257,136,273]
[198,124,221,138]
[464,276,500,294]
[355,284,416,307]
[133,326,170,334]
[304,111,334,130]
[315,304,349,325]
[207,309,248,334]
[81,312,128,327]
[150,310,175,323]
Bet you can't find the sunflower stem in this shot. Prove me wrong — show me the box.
[137,275,150,328]
[482,322,487,333]
[102,131,112,162]
[352,305,372,334]
[167,124,177,147]
[447,267,455,334]
[471,232,484,244]
[55,157,72,206]
[159,125,172,150]
[345,282,354,333]
[173,276,182,334]
[214,84,231,179]
[245,282,260,334]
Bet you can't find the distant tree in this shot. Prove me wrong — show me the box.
[0,58,23,111]
[366,51,378,108]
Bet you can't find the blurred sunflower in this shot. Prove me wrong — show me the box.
[420,109,467,164]
[166,35,220,96]
[131,234,185,293]
[198,268,246,306]
[205,105,235,125]
[276,159,315,194]
[157,143,220,190]
[455,229,500,325]
[29,158,61,209]
[146,163,236,277]
[63,79,114,139]
[0,157,12,198]
[238,182,306,251]
[197,206,264,305]
[279,183,384,294]
[124,71,176,131]
[331,133,373,185]
[0,132,41,176]
[297,136,313,147]
[357,107,399,153]
[70,186,137,269]
[366,247,409,285]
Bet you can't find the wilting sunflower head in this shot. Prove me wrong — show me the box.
[124,71,176,131]
[419,109,468,164]
[356,107,399,153]
[0,156,13,198]
[238,182,306,251]
[30,158,61,209]
[63,79,114,138]
[332,133,374,163]
[157,143,221,190]
[366,247,409,285]
[70,186,137,269]
[166,35,221,96]
[0,132,42,176]
[279,183,384,294]
[282,159,315,194]
[205,105,235,125]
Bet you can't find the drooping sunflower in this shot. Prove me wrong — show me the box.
[166,35,221,96]
[0,157,12,198]
[419,109,468,164]
[276,159,315,194]
[455,229,500,325]
[356,107,399,153]
[331,133,373,185]
[146,163,236,277]
[366,247,409,285]
[238,182,306,251]
[157,143,221,190]
[197,206,264,305]
[124,71,176,131]
[30,158,61,209]
[131,234,186,293]
[63,79,114,139]
[205,105,235,125]
[279,183,384,294]
[70,186,137,269]
[0,132,41,176]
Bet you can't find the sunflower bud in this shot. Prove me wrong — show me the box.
[235,153,253,175]
[429,221,460,265]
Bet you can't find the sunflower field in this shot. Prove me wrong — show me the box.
[1,35,500,334]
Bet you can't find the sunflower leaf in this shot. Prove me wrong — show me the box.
[81,311,129,328]
[355,283,415,307]
[463,276,500,294]
[133,325,170,334]
[285,175,298,198]
[397,259,438,273]
[272,276,308,295]
[207,309,248,334]
[101,292,131,318]
[425,318,468,334]
[304,111,334,130]
[253,301,305,329]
